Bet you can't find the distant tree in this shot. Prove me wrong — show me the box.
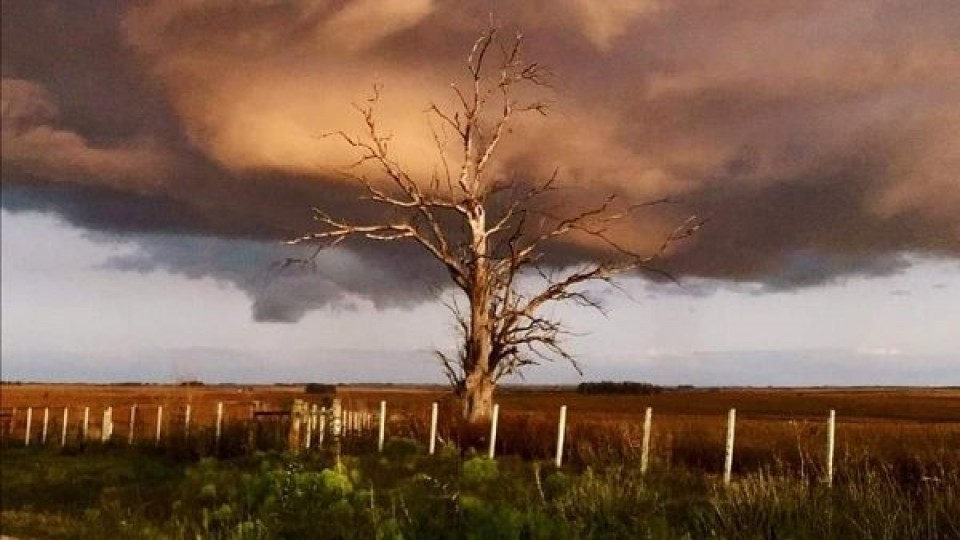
[577,381,664,395]
[290,28,701,422]
[304,383,337,395]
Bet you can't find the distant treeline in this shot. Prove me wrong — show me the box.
[577,381,666,395]
[304,383,337,395]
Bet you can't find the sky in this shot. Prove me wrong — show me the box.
[2,1,959,385]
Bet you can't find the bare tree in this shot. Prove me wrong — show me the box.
[289,28,701,422]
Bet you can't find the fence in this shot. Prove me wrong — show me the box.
[0,399,857,485]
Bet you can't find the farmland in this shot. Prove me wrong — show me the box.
[336,385,960,474]
[3,384,959,470]
[5,383,958,421]
[2,384,958,539]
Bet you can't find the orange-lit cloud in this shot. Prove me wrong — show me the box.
[1,79,175,191]
[2,0,958,320]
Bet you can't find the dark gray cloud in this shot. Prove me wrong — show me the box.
[100,233,440,322]
[2,0,959,321]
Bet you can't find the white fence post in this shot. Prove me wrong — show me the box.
[155,406,163,445]
[723,408,736,485]
[827,409,836,487]
[305,404,316,450]
[331,400,342,439]
[82,407,90,442]
[61,407,69,447]
[184,404,192,440]
[288,399,307,453]
[215,402,224,448]
[102,407,113,443]
[128,405,138,445]
[428,402,439,455]
[378,401,387,452]
[488,404,500,459]
[555,405,568,467]
[641,407,653,474]
[24,407,33,446]
[331,399,343,462]
[41,407,50,444]
[313,404,320,444]
[318,406,327,449]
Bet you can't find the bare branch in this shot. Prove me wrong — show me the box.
[290,26,700,421]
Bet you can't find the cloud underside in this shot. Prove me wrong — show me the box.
[2,0,958,321]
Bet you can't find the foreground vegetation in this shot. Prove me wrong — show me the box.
[2,443,957,540]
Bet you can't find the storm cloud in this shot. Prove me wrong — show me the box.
[2,0,958,321]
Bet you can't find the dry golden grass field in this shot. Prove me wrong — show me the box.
[336,386,960,474]
[2,383,958,475]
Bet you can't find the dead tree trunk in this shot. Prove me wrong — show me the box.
[463,368,495,422]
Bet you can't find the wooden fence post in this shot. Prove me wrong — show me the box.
[723,408,736,485]
[128,405,138,445]
[24,407,32,446]
[641,407,653,474]
[41,407,50,444]
[215,401,224,449]
[378,401,387,453]
[488,404,500,459]
[184,404,192,440]
[305,404,316,450]
[318,406,327,449]
[827,409,836,486]
[428,402,439,455]
[156,406,163,445]
[303,402,313,450]
[555,405,568,467]
[9,407,16,437]
[288,399,306,453]
[330,399,342,462]
[246,401,258,451]
[102,407,113,443]
[331,401,342,438]
[82,407,90,442]
[61,407,69,447]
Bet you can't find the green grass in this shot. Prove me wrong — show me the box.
[0,446,185,539]
[2,445,958,539]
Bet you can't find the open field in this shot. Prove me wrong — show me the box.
[339,386,960,476]
[2,384,958,539]
[3,384,958,475]
[4,383,959,421]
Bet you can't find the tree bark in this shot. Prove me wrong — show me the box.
[461,273,495,422]
[461,191,495,423]
[462,368,495,422]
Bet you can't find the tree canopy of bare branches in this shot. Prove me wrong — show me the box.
[289,28,702,421]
